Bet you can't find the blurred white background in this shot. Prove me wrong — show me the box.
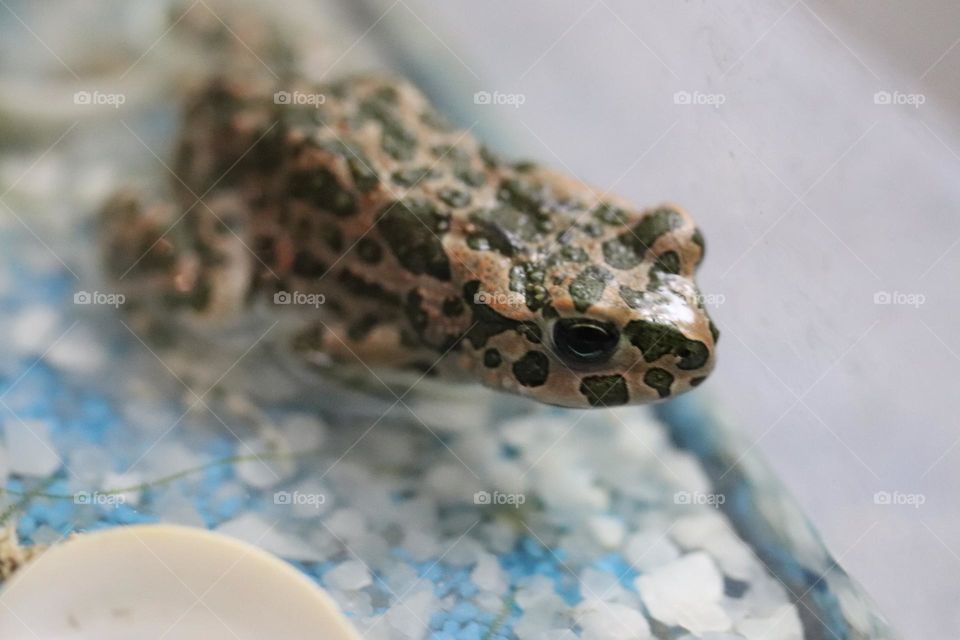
[383,1,960,636]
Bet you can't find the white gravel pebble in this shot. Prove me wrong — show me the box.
[11,306,59,356]
[403,529,442,562]
[578,568,623,601]
[3,418,62,476]
[324,508,366,540]
[216,513,323,562]
[623,530,681,572]
[636,552,732,634]
[101,470,143,506]
[328,588,373,617]
[444,535,484,566]
[587,515,625,549]
[69,445,113,485]
[45,325,106,373]
[151,491,206,528]
[325,559,373,591]
[577,600,651,639]
[471,553,508,594]
[278,412,327,451]
[737,604,803,640]
[385,589,436,639]
[532,631,578,640]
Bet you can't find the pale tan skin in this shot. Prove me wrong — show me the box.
[101,74,718,408]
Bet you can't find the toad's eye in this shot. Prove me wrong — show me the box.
[553,318,620,366]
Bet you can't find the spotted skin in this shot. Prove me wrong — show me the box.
[100,74,718,408]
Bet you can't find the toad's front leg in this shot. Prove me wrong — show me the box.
[99,188,256,339]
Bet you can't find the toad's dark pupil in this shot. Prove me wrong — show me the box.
[553,318,620,365]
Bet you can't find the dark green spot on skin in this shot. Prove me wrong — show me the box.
[517,322,542,344]
[186,277,212,312]
[420,108,454,132]
[463,281,521,349]
[512,351,550,387]
[709,320,720,344]
[483,349,502,368]
[409,360,437,376]
[338,270,401,306]
[593,203,628,226]
[391,166,438,187]
[690,376,707,387]
[323,226,343,252]
[454,168,487,188]
[496,179,555,233]
[434,144,470,163]
[291,324,324,352]
[347,156,379,193]
[377,200,451,281]
[439,334,463,353]
[602,237,639,270]
[546,245,589,266]
[692,227,706,264]
[644,368,674,398]
[442,296,465,317]
[309,139,379,194]
[405,289,429,337]
[497,179,538,213]
[646,251,682,290]
[569,265,613,312]
[654,251,681,276]
[541,305,560,320]
[293,250,328,278]
[357,97,417,161]
[356,238,383,264]
[619,285,646,310]
[579,375,629,407]
[624,320,710,370]
[603,208,684,270]
[437,187,472,209]
[469,205,543,258]
[466,234,491,251]
[288,167,357,217]
[254,236,277,267]
[480,146,499,169]
[373,85,399,103]
[581,221,604,238]
[347,314,379,341]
